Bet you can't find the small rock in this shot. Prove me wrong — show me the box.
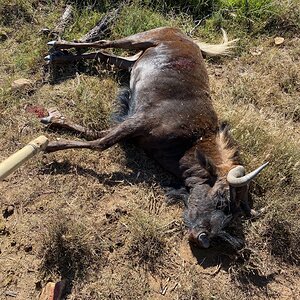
[24,244,33,252]
[3,205,14,218]
[11,241,17,247]
[11,78,34,91]
[274,37,284,45]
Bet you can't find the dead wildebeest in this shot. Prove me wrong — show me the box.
[43,27,268,249]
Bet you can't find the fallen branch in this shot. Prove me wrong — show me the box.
[79,8,121,43]
[54,5,73,38]
[41,5,73,39]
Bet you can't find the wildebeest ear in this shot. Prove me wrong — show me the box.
[195,149,217,178]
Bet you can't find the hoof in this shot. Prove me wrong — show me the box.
[47,40,56,46]
[44,50,72,63]
[44,55,51,61]
[40,108,63,125]
[40,116,52,124]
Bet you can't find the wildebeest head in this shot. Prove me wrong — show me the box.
[184,180,235,249]
[183,151,268,249]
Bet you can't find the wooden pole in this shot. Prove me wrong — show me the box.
[0,136,49,181]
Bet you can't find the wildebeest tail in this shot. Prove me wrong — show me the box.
[111,87,132,123]
[194,28,238,57]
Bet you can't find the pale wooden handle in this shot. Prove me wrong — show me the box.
[0,135,49,181]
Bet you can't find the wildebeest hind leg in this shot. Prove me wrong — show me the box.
[45,115,146,153]
[41,108,108,140]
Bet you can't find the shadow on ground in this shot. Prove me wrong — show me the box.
[40,142,180,188]
[188,242,278,297]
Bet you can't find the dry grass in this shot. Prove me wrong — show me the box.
[126,211,167,273]
[40,217,105,282]
[210,39,300,273]
[0,1,300,299]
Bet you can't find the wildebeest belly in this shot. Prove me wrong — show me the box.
[133,125,198,177]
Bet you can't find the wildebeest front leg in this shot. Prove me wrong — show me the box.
[48,27,184,56]
[235,185,266,218]
[45,50,142,69]
[47,28,160,51]
[44,116,145,153]
[46,28,176,66]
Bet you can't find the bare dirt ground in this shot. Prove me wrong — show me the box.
[0,2,299,299]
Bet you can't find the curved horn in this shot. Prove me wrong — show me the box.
[227,162,269,187]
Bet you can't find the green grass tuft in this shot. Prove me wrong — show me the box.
[0,0,36,26]
[112,4,172,38]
